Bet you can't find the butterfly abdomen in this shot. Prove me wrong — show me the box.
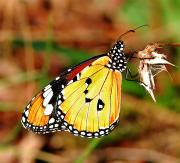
[107,41,127,72]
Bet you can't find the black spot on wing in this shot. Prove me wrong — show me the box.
[50,78,67,92]
[73,75,78,82]
[84,90,88,94]
[85,97,92,103]
[86,78,92,85]
[48,78,67,102]
[97,99,105,111]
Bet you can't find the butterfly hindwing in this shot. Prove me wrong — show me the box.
[57,56,122,138]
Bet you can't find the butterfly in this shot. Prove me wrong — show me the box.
[21,39,128,138]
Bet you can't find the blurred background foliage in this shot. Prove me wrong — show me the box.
[0,0,179,162]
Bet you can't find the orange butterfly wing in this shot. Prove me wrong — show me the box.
[21,55,103,133]
[22,40,126,138]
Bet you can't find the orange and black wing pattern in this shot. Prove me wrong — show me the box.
[21,78,66,133]
[21,41,127,138]
[21,55,103,134]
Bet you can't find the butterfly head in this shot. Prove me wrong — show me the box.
[107,41,127,72]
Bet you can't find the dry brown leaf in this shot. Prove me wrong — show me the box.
[137,43,176,101]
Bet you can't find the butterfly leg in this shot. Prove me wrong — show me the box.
[125,68,138,81]
[125,68,148,86]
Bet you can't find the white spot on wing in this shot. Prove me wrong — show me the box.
[55,124,59,127]
[68,80,73,85]
[77,73,80,80]
[22,116,26,122]
[99,105,103,109]
[81,131,85,135]
[69,126,73,130]
[100,130,104,135]
[87,133,92,136]
[43,88,52,98]
[44,84,51,91]
[58,100,61,105]
[94,133,99,136]
[43,91,53,107]
[56,76,60,80]
[49,125,53,128]
[44,104,53,115]
[73,130,78,134]
[64,122,68,126]
[25,110,29,117]
[49,118,55,124]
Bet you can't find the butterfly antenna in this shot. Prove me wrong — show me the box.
[117,24,149,41]
[158,43,180,47]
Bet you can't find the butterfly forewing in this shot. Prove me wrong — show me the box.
[21,78,67,133]
[21,55,104,134]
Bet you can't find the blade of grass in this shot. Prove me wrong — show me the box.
[0,124,21,146]
[42,14,54,75]
[75,138,102,163]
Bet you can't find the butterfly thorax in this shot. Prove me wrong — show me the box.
[107,41,127,72]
